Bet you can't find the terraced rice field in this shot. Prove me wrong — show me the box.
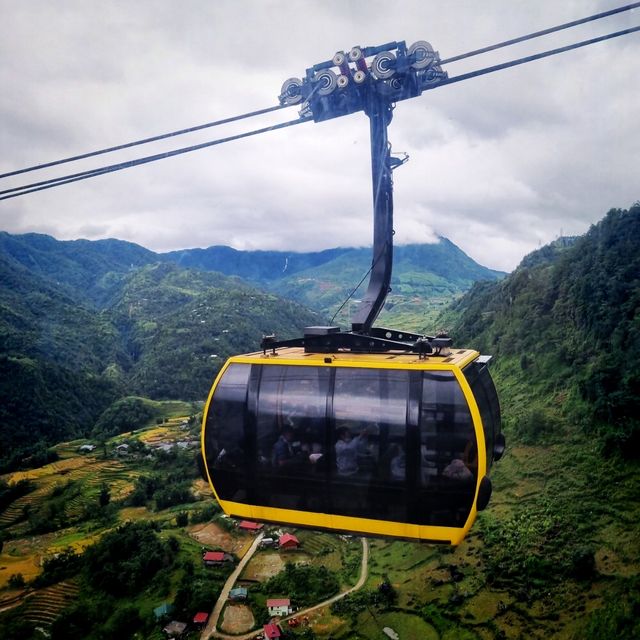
[0,457,136,531]
[0,485,51,529]
[22,580,80,627]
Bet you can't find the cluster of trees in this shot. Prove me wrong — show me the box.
[452,205,640,456]
[257,562,340,609]
[127,472,196,511]
[92,396,160,438]
[1,521,191,640]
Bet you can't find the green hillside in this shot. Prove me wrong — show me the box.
[164,238,504,326]
[0,235,322,471]
[449,204,639,455]
[1,206,639,639]
[440,204,640,637]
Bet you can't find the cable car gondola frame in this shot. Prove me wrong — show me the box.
[201,40,505,544]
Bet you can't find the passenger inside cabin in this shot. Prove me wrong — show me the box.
[389,444,406,481]
[272,427,297,468]
[335,426,369,476]
[442,458,473,482]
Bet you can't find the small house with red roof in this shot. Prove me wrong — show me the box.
[267,598,292,617]
[278,533,299,550]
[202,550,233,566]
[193,612,208,627]
[263,622,281,639]
[238,520,264,533]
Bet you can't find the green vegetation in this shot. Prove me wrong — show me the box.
[451,205,640,457]
[92,396,161,438]
[2,205,640,638]
[0,233,321,471]
[258,562,340,608]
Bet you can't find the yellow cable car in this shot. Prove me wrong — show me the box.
[201,342,504,544]
[201,42,505,544]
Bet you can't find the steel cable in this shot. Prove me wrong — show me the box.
[0,104,288,180]
[0,116,312,201]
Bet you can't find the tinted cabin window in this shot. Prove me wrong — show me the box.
[420,371,476,527]
[254,365,330,509]
[463,362,501,467]
[205,363,251,501]
[332,368,409,479]
[331,368,410,520]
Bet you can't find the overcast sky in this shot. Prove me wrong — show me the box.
[0,1,638,272]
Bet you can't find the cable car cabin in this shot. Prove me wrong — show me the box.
[201,346,504,545]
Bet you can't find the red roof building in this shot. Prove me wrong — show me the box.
[203,551,225,562]
[278,533,299,549]
[239,520,263,532]
[193,612,209,625]
[263,623,281,639]
[266,598,292,616]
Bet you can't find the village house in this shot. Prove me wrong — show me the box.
[153,602,173,620]
[278,533,300,550]
[193,612,209,628]
[229,587,248,601]
[266,598,292,617]
[162,620,187,637]
[259,537,276,549]
[263,622,282,639]
[238,520,264,533]
[202,550,233,566]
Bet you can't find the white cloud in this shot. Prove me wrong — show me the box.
[0,0,638,272]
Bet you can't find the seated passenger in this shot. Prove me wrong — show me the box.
[335,426,368,476]
[272,428,297,469]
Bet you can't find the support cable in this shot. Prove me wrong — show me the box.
[0,104,287,180]
[438,25,640,87]
[330,246,386,326]
[440,2,640,65]
[1,21,638,201]
[0,115,311,201]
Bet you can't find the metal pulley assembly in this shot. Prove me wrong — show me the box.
[278,39,447,122]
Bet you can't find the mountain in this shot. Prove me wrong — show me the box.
[449,203,640,453]
[0,234,322,469]
[164,238,504,326]
[0,232,158,307]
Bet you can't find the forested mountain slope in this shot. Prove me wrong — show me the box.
[0,236,321,470]
[165,238,504,322]
[436,204,640,638]
[449,204,639,455]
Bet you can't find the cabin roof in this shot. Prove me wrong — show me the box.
[231,347,480,369]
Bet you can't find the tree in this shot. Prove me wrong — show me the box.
[99,483,111,507]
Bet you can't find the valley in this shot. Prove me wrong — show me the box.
[1,204,639,638]
[1,407,638,640]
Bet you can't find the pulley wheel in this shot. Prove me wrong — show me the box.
[371,51,396,80]
[280,77,304,105]
[408,41,435,69]
[315,69,338,96]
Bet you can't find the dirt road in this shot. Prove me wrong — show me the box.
[202,536,370,640]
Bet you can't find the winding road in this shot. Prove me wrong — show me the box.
[202,535,370,639]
